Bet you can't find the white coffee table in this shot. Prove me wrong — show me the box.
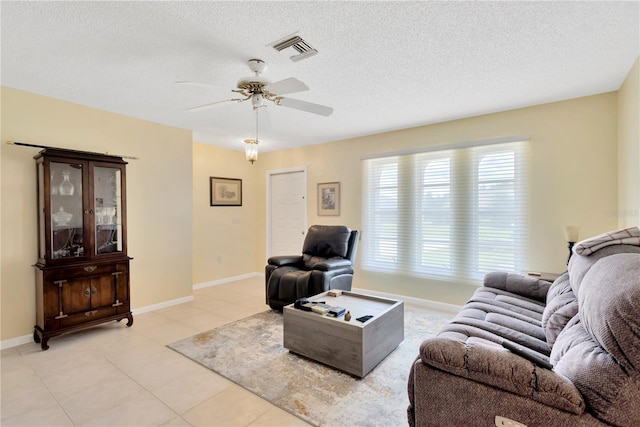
[283,291,404,377]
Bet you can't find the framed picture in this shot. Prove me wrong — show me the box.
[317,182,340,216]
[210,177,242,206]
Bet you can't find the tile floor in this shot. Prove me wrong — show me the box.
[1,276,311,426]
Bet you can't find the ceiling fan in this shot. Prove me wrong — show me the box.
[179,58,333,116]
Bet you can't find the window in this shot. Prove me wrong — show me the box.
[416,155,451,274]
[362,140,527,283]
[363,158,398,266]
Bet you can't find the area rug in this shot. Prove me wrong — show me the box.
[167,307,453,427]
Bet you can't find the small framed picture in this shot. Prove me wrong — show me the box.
[317,182,340,216]
[210,177,242,206]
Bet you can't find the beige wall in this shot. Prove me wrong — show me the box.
[191,143,259,285]
[3,67,635,341]
[1,87,193,342]
[256,93,620,305]
[618,56,640,228]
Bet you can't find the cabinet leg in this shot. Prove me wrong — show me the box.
[34,328,49,350]
[126,313,134,327]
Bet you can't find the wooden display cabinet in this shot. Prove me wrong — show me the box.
[33,148,133,350]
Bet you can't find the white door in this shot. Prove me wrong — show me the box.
[268,167,307,258]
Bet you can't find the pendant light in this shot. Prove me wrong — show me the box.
[244,108,260,164]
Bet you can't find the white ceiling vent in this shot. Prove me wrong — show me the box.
[270,34,318,62]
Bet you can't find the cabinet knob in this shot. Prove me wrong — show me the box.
[84,310,98,317]
[84,265,97,272]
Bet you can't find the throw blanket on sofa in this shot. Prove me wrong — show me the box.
[574,226,640,255]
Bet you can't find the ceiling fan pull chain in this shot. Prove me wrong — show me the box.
[255,108,259,141]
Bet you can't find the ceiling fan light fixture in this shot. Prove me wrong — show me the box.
[183,59,333,118]
[243,138,259,164]
[243,107,262,165]
[252,94,264,108]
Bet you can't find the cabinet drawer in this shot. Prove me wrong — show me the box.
[59,306,119,328]
[43,262,128,281]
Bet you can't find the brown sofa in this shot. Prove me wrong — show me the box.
[408,244,640,426]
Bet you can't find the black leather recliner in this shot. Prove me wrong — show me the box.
[265,225,359,311]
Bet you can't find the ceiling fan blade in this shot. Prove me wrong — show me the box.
[187,98,242,112]
[264,77,309,95]
[276,97,333,116]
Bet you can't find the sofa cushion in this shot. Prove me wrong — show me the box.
[568,244,640,295]
[541,273,578,349]
[579,253,640,371]
[438,286,550,356]
[302,254,329,269]
[302,225,351,267]
[484,271,551,302]
[552,321,640,426]
[551,253,640,426]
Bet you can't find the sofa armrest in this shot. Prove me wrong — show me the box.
[419,337,585,414]
[267,255,303,267]
[311,258,352,271]
[409,358,600,427]
[484,272,551,302]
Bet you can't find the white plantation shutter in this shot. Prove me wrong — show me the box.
[362,139,528,283]
[362,157,400,272]
[415,153,452,276]
[472,145,527,278]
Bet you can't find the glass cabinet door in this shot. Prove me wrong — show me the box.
[94,166,123,255]
[49,162,84,259]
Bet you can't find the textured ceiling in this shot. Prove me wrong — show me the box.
[1,1,639,153]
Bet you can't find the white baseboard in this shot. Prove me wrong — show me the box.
[132,295,195,315]
[1,334,33,350]
[193,272,263,290]
[1,275,263,350]
[0,295,196,350]
[351,287,462,314]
